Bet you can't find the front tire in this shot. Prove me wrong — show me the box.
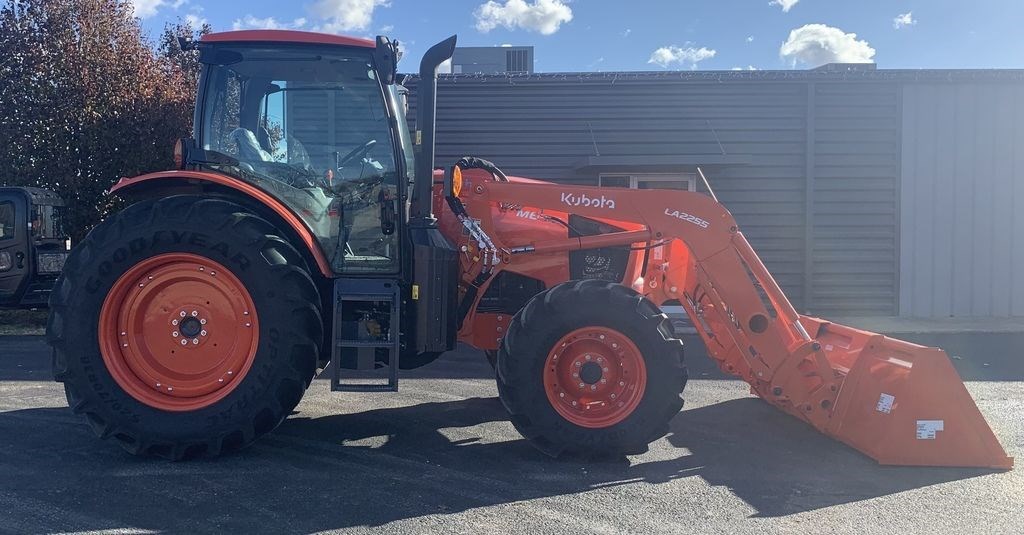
[48,196,322,459]
[497,280,687,457]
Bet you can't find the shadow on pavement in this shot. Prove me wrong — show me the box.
[0,395,993,532]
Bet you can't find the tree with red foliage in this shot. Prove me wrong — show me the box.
[0,0,207,240]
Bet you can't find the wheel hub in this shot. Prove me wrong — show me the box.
[543,327,648,428]
[98,253,259,412]
[579,361,603,384]
[178,316,203,338]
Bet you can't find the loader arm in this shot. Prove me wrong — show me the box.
[464,179,1012,469]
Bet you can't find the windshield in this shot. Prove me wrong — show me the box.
[198,45,403,273]
[31,204,66,240]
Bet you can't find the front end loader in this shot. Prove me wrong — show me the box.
[47,29,1011,468]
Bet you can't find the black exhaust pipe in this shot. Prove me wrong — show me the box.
[410,35,457,227]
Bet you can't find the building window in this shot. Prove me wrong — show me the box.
[598,173,696,191]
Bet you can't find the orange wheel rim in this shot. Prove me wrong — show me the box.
[98,253,259,412]
[543,327,647,428]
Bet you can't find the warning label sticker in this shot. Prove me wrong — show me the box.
[916,420,945,440]
[876,393,895,414]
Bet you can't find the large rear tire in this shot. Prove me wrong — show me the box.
[48,196,322,459]
[497,280,687,457]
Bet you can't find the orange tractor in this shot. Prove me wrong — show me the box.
[48,30,1011,468]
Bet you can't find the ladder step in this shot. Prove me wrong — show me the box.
[330,278,401,393]
[332,383,399,393]
[337,340,397,348]
[337,294,394,301]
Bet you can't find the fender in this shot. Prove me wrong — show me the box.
[109,171,333,277]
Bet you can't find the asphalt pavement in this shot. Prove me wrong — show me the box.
[1,335,1022,534]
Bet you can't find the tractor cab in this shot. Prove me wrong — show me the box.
[188,32,414,275]
[0,187,69,308]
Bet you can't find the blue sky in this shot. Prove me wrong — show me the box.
[132,0,1024,72]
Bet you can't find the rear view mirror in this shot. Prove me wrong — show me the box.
[374,36,399,85]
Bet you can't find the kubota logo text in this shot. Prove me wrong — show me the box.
[561,192,616,209]
[665,208,710,229]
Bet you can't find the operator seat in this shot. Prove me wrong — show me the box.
[230,128,273,162]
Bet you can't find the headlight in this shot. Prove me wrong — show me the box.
[0,251,11,272]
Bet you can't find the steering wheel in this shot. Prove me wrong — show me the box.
[337,139,377,169]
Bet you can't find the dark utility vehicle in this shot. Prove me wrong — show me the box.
[0,187,70,308]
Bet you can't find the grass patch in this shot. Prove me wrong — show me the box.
[0,309,48,335]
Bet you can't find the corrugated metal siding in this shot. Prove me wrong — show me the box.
[809,82,901,315]
[899,82,1024,318]
[407,76,810,307]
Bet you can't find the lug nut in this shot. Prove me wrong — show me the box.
[619,381,625,386]
[200,318,207,325]
[590,385,597,391]
[180,339,188,346]
[191,310,198,317]
[180,311,187,317]
[172,332,179,337]
[172,319,178,326]
[201,330,207,337]
[579,382,585,388]
[192,338,199,345]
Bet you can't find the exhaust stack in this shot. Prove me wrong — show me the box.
[410,35,457,227]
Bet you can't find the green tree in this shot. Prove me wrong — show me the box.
[0,0,205,240]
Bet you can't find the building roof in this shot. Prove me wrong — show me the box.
[201,30,375,49]
[408,67,1024,84]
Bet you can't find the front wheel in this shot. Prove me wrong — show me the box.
[497,280,687,457]
[48,196,323,459]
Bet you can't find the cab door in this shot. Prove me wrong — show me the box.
[0,190,30,307]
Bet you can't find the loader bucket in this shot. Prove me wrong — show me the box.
[799,317,1013,469]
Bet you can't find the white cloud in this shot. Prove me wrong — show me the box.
[130,0,186,18]
[474,0,573,35]
[779,24,876,67]
[310,0,390,33]
[730,65,758,71]
[893,11,917,30]
[769,0,799,13]
[131,0,165,18]
[437,59,452,74]
[379,24,394,33]
[185,13,208,27]
[648,45,717,69]
[746,35,754,43]
[232,15,308,31]
[622,28,632,37]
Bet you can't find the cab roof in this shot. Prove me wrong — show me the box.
[201,30,375,49]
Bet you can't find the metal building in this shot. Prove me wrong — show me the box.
[405,67,1024,318]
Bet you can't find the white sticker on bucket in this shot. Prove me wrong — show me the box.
[876,393,895,414]
[916,420,945,440]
